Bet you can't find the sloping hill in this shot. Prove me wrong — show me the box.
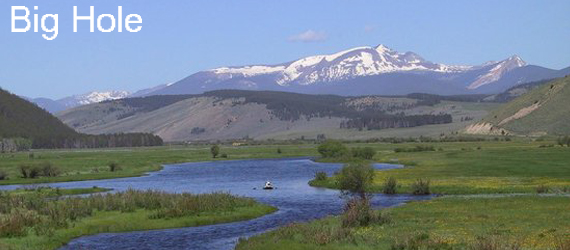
[0,88,163,149]
[465,76,570,136]
[58,90,496,141]
[0,88,79,140]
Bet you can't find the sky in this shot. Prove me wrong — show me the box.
[1,0,569,99]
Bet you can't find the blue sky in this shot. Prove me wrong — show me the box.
[1,0,569,99]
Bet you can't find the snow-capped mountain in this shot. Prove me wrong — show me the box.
[29,91,130,113]
[212,45,474,87]
[142,43,570,96]
[467,55,527,89]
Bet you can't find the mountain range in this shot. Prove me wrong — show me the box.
[26,91,130,113]
[26,44,570,113]
[145,44,570,96]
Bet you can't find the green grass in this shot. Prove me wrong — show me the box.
[1,206,276,250]
[6,187,110,197]
[237,196,570,250]
[0,144,318,185]
[311,141,570,194]
[0,189,276,250]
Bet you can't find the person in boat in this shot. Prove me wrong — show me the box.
[263,181,274,189]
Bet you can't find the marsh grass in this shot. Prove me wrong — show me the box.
[382,176,397,195]
[0,189,263,240]
[411,178,430,195]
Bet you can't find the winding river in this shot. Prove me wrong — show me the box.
[0,158,431,250]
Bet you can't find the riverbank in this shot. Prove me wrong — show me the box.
[310,142,570,195]
[0,144,317,185]
[236,195,570,249]
[0,189,276,250]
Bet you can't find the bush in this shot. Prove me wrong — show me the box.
[221,153,228,158]
[337,162,374,198]
[0,170,7,180]
[276,148,282,154]
[383,177,397,195]
[351,147,376,160]
[536,185,550,194]
[318,140,349,159]
[394,145,435,153]
[314,172,327,181]
[210,145,220,158]
[411,179,431,195]
[19,165,40,179]
[108,162,122,172]
[341,198,390,228]
[40,162,61,177]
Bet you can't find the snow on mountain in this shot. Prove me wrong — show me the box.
[143,44,565,97]
[210,44,475,86]
[58,91,130,107]
[468,55,527,89]
[27,91,131,113]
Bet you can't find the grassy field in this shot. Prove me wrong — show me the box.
[311,141,570,194]
[0,144,318,185]
[0,189,276,250]
[236,196,570,250]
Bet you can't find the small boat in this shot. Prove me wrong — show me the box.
[263,181,275,190]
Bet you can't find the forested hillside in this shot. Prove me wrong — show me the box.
[0,88,163,150]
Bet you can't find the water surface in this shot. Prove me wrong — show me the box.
[0,158,430,250]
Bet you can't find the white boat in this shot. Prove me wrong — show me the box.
[263,181,274,190]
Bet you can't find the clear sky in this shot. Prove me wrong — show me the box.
[1,0,569,99]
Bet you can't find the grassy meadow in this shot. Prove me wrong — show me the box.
[237,196,570,250]
[1,139,570,249]
[312,140,570,194]
[0,188,276,250]
[0,144,317,185]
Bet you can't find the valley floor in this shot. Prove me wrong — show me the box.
[1,140,569,249]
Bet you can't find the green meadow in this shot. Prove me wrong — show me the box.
[1,140,570,249]
[0,188,276,250]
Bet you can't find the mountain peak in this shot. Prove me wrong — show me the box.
[375,44,393,53]
[505,55,527,67]
[468,55,528,89]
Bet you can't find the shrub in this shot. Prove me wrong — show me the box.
[19,165,31,178]
[351,147,376,160]
[394,145,435,153]
[221,153,228,158]
[383,177,398,195]
[314,172,327,181]
[341,198,390,228]
[536,185,550,194]
[210,145,220,158]
[109,162,122,172]
[19,165,40,179]
[337,162,374,198]
[40,162,61,177]
[0,170,7,180]
[318,140,349,159]
[276,148,282,154]
[411,179,431,195]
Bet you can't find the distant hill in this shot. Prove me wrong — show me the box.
[58,90,497,141]
[0,88,163,149]
[465,76,570,136]
[27,91,130,113]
